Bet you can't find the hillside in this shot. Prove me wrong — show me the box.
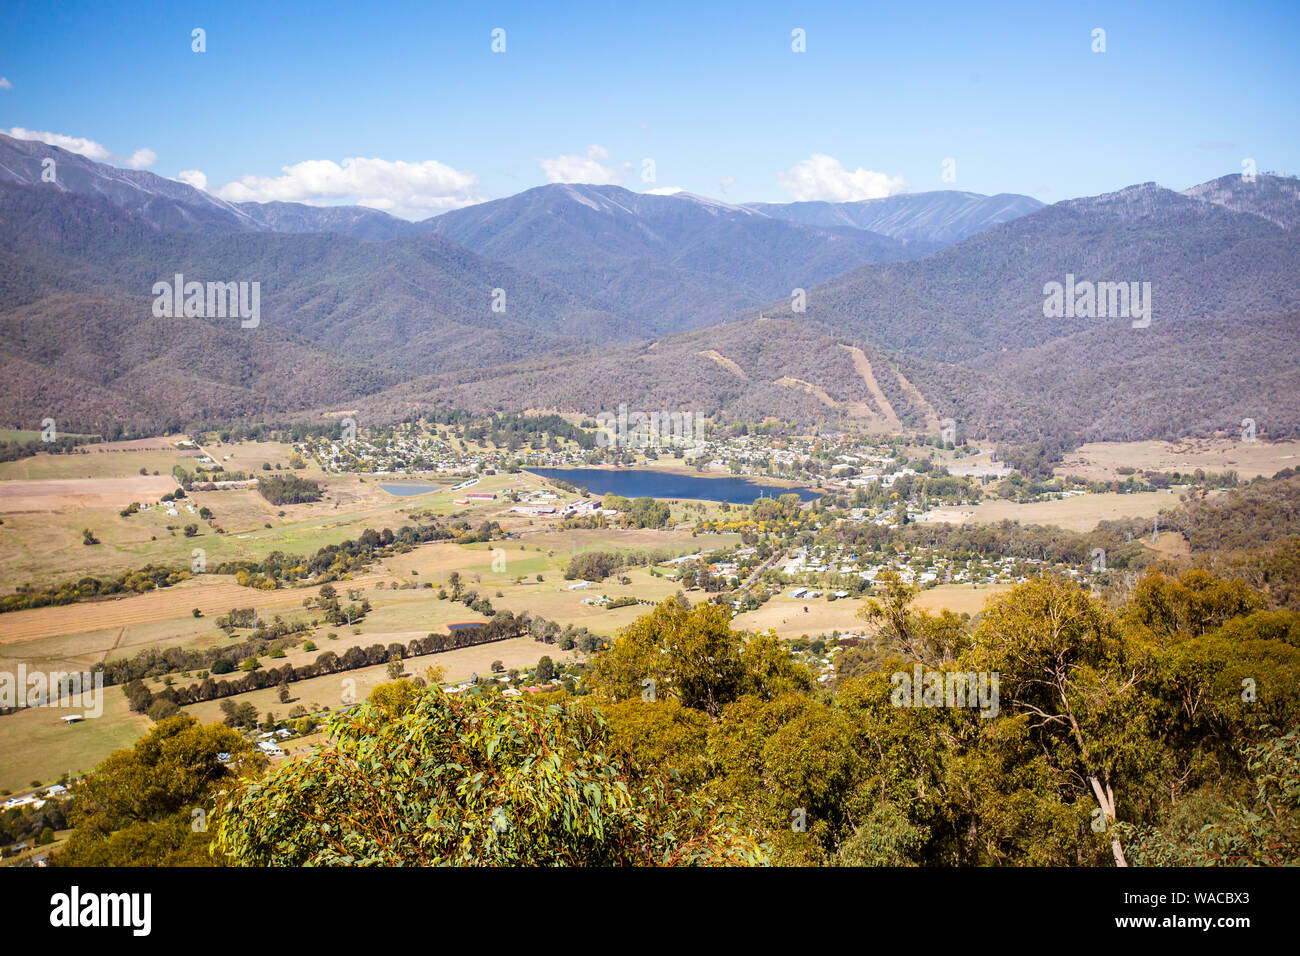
[0,132,421,240]
[0,182,621,429]
[745,190,1043,243]
[2,154,1297,444]
[773,180,1300,363]
[421,183,943,333]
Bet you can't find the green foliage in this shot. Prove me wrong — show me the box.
[212,688,766,866]
[836,804,929,866]
[1116,725,1300,865]
[589,599,812,717]
[256,474,323,506]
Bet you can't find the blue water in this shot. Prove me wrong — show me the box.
[378,483,445,496]
[527,468,818,504]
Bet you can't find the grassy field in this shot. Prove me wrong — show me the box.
[0,509,724,787]
[1059,438,1300,482]
[0,451,561,591]
[919,490,1184,530]
[732,582,1013,639]
[0,691,150,794]
[0,437,187,481]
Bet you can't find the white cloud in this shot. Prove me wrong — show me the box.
[0,78,12,91]
[127,148,157,169]
[777,154,907,202]
[537,145,629,185]
[718,176,737,193]
[7,126,112,161]
[211,156,481,219]
[176,169,208,191]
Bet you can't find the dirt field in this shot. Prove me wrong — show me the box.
[733,583,1013,639]
[920,490,1182,530]
[1060,439,1300,482]
[0,571,392,647]
[0,475,179,513]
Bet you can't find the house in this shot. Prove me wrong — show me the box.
[60,714,84,724]
[43,785,67,798]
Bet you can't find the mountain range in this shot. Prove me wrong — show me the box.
[1,130,1296,444]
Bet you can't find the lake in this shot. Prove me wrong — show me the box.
[527,468,818,504]
[378,482,445,496]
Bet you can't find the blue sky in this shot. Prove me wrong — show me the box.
[2,0,1296,218]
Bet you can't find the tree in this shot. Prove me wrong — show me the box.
[147,698,180,721]
[54,716,262,866]
[837,804,928,867]
[363,678,425,722]
[968,576,1156,866]
[589,599,810,717]
[1115,724,1300,865]
[535,656,555,683]
[212,688,765,866]
[857,570,968,665]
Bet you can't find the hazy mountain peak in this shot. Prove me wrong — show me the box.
[0,131,420,240]
[743,190,1044,244]
[0,130,256,232]
[1183,172,1300,229]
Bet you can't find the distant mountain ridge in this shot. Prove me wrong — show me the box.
[0,131,1040,248]
[1,125,1294,444]
[0,133,420,239]
[0,132,1030,336]
[421,183,947,333]
[351,176,1300,443]
[744,190,1044,244]
[1182,172,1300,230]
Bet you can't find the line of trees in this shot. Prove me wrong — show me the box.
[123,610,534,719]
